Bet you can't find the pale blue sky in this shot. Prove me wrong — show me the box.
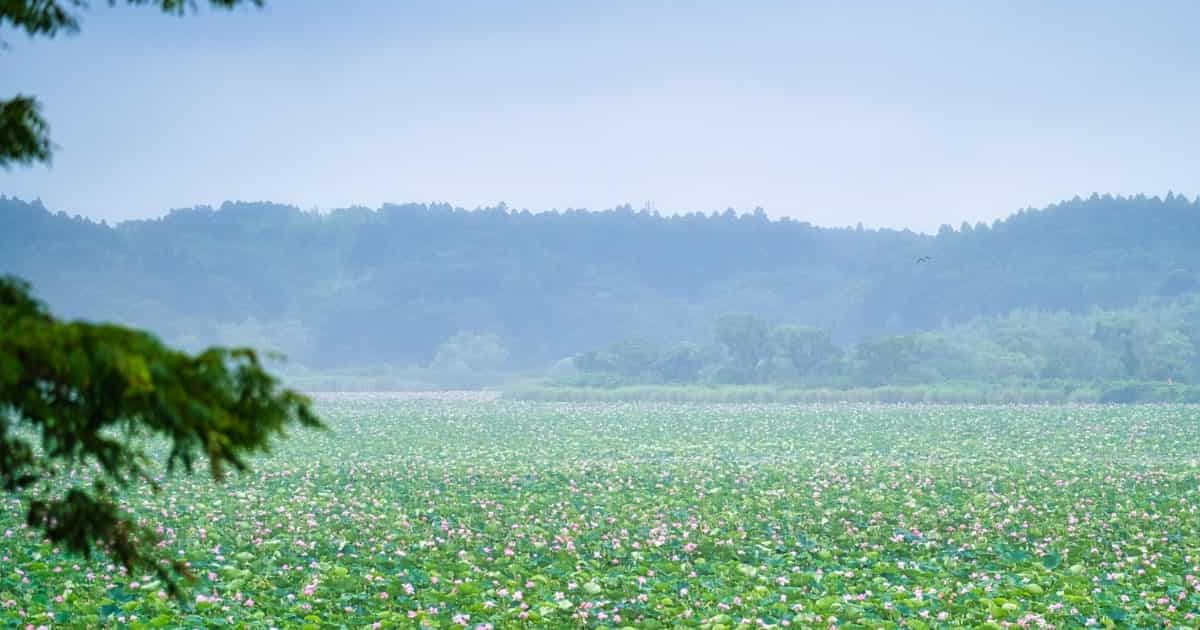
[3,1,1198,231]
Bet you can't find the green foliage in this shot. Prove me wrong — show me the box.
[0,96,51,168]
[655,342,709,383]
[3,398,1197,626]
[425,330,512,388]
[0,0,84,39]
[4,195,1200,371]
[1,0,263,40]
[568,292,1200,394]
[715,314,770,376]
[852,335,919,386]
[431,330,509,373]
[0,276,320,595]
[769,324,839,378]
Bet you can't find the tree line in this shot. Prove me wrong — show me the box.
[2,192,1199,371]
[568,295,1200,395]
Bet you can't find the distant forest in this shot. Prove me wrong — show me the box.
[564,298,1200,400]
[3,193,1199,388]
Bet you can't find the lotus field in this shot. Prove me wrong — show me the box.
[2,398,1200,629]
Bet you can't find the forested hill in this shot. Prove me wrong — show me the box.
[2,193,1198,369]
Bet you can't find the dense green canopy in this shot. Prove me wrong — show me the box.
[3,193,1198,371]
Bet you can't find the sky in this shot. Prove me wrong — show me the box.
[2,0,1199,232]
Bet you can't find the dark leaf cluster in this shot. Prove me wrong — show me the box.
[0,275,321,595]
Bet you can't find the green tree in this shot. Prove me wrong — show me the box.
[1092,316,1140,377]
[769,324,839,378]
[715,314,770,373]
[605,338,661,379]
[854,335,918,386]
[653,341,708,383]
[431,330,510,372]
[1139,330,1195,381]
[1,276,319,593]
[0,96,50,166]
[574,349,618,375]
[1037,334,1120,380]
[1,0,261,168]
[0,1,314,595]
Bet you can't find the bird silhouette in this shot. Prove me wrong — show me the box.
[915,256,933,263]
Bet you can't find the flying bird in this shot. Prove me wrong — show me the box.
[915,256,933,263]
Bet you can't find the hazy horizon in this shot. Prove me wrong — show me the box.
[6,190,1197,235]
[5,0,1200,231]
